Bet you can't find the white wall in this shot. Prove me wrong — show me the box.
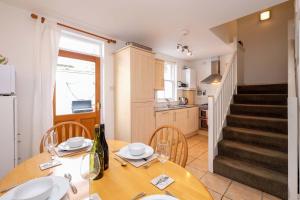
[237,1,294,85]
[0,2,190,160]
[190,53,233,104]
[0,2,127,160]
[0,2,35,161]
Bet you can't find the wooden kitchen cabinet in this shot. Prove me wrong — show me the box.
[131,48,155,102]
[187,107,199,134]
[156,111,173,128]
[114,45,155,143]
[155,107,199,136]
[154,59,164,90]
[132,102,155,144]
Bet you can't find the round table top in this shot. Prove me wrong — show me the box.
[0,140,213,200]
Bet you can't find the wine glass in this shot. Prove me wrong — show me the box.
[156,141,170,174]
[80,152,101,200]
[43,131,58,160]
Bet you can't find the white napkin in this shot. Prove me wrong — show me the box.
[115,152,158,168]
[151,174,174,190]
[54,146,92,157]
[39,160,62,170]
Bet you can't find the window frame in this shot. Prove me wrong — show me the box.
[156,61,177,101]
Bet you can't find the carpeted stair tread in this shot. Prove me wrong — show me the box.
[227,114,287,134]
[223,126,287,152]
[234,94,287,105]
[218,140,287,173]
[214,156,287,199]
[237,84,288,94]
[230,104,287,118]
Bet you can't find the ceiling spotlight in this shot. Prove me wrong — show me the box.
[176,43,192,56]
[177,44,182,51]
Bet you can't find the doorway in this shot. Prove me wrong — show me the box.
[54,50,100,137]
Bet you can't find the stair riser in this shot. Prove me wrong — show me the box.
[234,95,287,105]
[237,84,288,94]
[214,160,287,200]
[223,129,287,152]
[230,105,287,118]
[227,116,288,134]
[218,143,287,173]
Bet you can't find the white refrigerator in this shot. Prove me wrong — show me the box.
[0,65,17,179]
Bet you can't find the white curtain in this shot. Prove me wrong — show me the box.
[31,18,61,155]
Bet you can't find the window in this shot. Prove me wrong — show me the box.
[157,62,177,100]
[55,32,101,117]
[59,31,103,57]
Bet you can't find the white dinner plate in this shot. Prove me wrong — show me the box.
[118,144,154,160]
[0,176,69,200]
[141,194,178,200]
[58,139,92,151]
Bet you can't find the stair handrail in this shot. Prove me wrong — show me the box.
[208,50,237,172]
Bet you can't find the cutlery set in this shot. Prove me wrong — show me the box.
[64,173,78,194]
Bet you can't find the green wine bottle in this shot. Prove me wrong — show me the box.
[91,124,104,180]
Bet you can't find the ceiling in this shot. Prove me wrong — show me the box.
[2,0,287,60]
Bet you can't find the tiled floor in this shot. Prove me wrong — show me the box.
[185,131,281,200]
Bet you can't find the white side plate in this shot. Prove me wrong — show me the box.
[118,144,154,160]
[58,139,92,151]
[0,176,69,200]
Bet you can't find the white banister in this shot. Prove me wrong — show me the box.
[287,19,298,200]
[208,51,237,172]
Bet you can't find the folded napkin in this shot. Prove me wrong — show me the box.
[54,146,92,157]
[151,174,175,190]
[115,152,158,168]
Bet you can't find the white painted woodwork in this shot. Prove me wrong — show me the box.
[208,51,237,172]
[287,19,298,200]
[154,59,164,90]
[114,46,155,143]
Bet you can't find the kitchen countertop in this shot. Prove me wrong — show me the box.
[155,104,199,112]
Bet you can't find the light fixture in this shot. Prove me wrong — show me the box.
[260,10,271,21]
[177,43,192,56]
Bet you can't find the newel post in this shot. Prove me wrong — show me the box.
[208,96,214,172]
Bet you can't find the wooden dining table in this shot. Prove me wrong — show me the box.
[0,140,213,200]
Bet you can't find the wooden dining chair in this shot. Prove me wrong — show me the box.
[148,125,188,167]
[40,121,92,153]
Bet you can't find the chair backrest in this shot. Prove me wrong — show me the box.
[40,121,92,153]
[148,125,188,167]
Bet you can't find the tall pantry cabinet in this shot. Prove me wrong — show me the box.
[114,46,155,143]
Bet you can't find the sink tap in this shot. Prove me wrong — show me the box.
[166,99,171,108]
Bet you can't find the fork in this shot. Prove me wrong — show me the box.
[114,157,127,167]
[155,176,169,186]
[165,191,177,198]
[64,173,78,194]
[131,192,146,200]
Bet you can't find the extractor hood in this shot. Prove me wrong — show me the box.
[201,59,222,84]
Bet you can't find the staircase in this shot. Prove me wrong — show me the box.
[213,84,288,200]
